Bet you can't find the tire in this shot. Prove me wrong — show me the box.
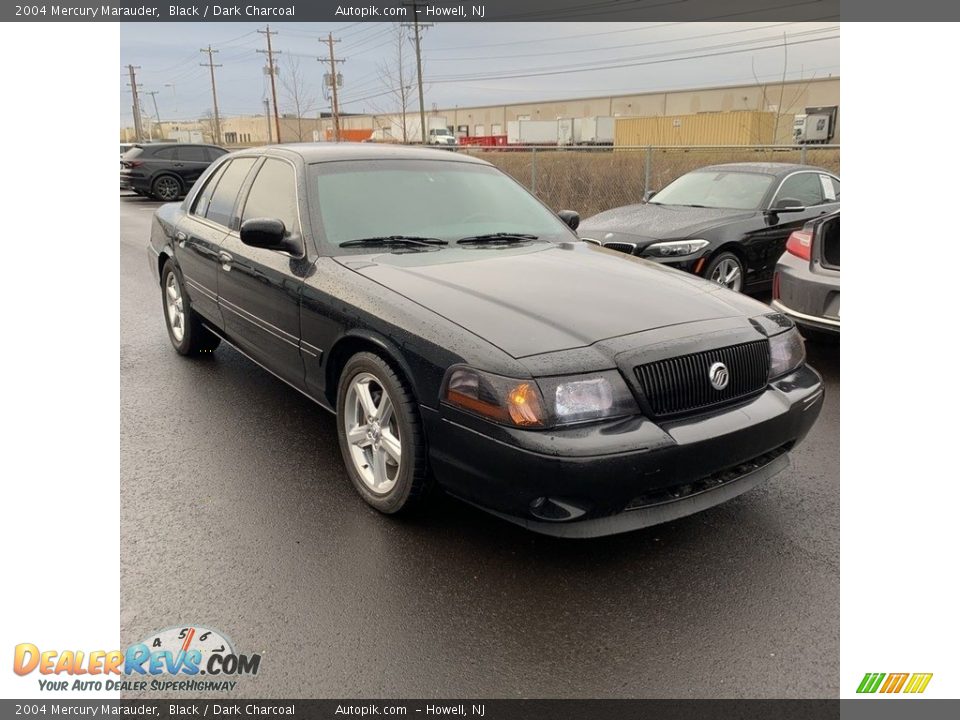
[151,174,183,202]
[160,260,220,356]
[336,352,431,514]
[704,250,745,293]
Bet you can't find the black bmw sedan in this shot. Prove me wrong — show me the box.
[147,145,824,538]
[578,162,840,293]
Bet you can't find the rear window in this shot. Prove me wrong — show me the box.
[205,157,257,229]
[179,146,207,162]
[122,147,144,160]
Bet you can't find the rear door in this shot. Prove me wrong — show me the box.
[217,157,309,389]
[175,145,213,188]
[174,157,257,327]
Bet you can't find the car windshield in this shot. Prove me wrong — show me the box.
[651,170,775,210]
[312,159,571,251]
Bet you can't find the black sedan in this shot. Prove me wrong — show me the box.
[121,142,227,201]
[147,145,823,538]
[578,162,840,293]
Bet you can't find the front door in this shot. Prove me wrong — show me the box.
[217,157,309,389]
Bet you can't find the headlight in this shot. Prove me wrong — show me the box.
[644,239,709,257]
[768,328,805,379]
[441,366,639,428]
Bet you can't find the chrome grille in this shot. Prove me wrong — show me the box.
[634,340,770,418]
[602,241,637,255]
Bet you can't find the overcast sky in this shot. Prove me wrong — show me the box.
[119,22,839,124]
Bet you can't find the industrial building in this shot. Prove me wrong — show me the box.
[121,76,839,147]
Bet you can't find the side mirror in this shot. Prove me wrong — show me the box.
[643,189,658,202]
[240,218,288,250]
[768,198,807,213]
[558,210,580,231]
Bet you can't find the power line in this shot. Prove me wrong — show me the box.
[426,32,839,83]
[424,22,822,62]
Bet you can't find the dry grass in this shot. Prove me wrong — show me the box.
[461,147,840,219]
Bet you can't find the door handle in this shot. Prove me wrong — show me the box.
[219,251,233,271]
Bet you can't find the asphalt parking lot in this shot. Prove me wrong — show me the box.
[120,193,839,698]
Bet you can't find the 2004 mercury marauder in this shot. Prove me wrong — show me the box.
[147,144,824,538]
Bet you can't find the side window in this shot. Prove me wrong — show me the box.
[241,159,299,234]
[154,147,178,160]
[205,157,257,229]
[830,177,840,201]
[205,147,227,161]
[190,161,229,217]
[775,173,824,207]
[179,146,207,162]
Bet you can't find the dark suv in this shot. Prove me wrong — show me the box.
[121,143,227,201]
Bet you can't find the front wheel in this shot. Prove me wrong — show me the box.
[704,251,745,292]
[336,352,431,514]
[161,260,220,356]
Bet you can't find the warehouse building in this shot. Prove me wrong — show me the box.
[121,76,839,146]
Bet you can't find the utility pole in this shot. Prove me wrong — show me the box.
[145,90,162,138]
[263,99,272,143]
[318,34,344,142]
[257,25,282,144]
[200,46,222,145]
[402,3,431,144]
[127,65,143,142]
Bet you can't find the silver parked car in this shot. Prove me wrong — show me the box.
[771,210,840,335]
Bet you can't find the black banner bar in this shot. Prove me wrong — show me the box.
[5,0,847,23]
[3,699,960,719]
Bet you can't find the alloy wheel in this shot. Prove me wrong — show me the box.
[343,372,402,495]
[154,176,180,201]
[165,272,185,343]
[709,257,743,292]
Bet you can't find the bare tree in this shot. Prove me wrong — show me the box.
[371,24,416,142]
[280,57,317,142]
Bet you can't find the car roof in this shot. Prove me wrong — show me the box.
[694,162,835,177]
[134,142,225,150]
[232,142,489,166]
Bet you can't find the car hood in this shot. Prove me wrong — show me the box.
[579,203,756,246]
[336,242,768,358]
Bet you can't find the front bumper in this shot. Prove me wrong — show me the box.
[423,363,824,537]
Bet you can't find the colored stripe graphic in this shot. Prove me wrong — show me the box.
[857,672,933,694]
[857,673,885,693]
[903,673,933,694]
[880,673,909,693]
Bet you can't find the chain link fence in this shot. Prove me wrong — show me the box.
[456,145,840,220]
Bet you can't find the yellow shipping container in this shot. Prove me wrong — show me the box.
[614,111,776,147]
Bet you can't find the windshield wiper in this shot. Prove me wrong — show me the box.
[456,232,539,244]
[339,235,448,247]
